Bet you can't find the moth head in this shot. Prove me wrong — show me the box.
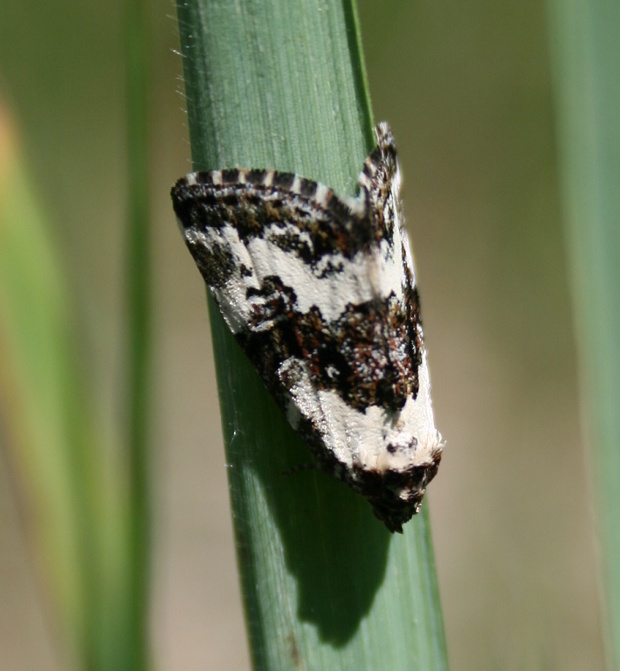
[374,122,400,186]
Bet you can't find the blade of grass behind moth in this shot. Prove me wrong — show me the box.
[124,0,152,667]
[0,111,129,670]
[174,1,448,669]
[547,1,620,667]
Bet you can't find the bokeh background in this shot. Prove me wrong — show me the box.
[0,1,605,669]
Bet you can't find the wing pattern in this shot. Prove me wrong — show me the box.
[171,123,442,532]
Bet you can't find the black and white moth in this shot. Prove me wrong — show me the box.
[171,123,443,533]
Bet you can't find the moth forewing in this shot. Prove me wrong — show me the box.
[171,123,443,532]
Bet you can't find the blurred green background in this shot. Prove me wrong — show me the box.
[0,0,605,670]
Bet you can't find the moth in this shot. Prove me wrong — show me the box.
[171,123,443,532]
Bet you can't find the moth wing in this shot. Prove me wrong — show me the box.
[171,133,442,532]
[171,168,376,444]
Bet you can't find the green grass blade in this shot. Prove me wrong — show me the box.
[0,1,153,666]
[546,1,620,667]
[124,0,152,667]
[0,121,129,671]
[174,1,448,669]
